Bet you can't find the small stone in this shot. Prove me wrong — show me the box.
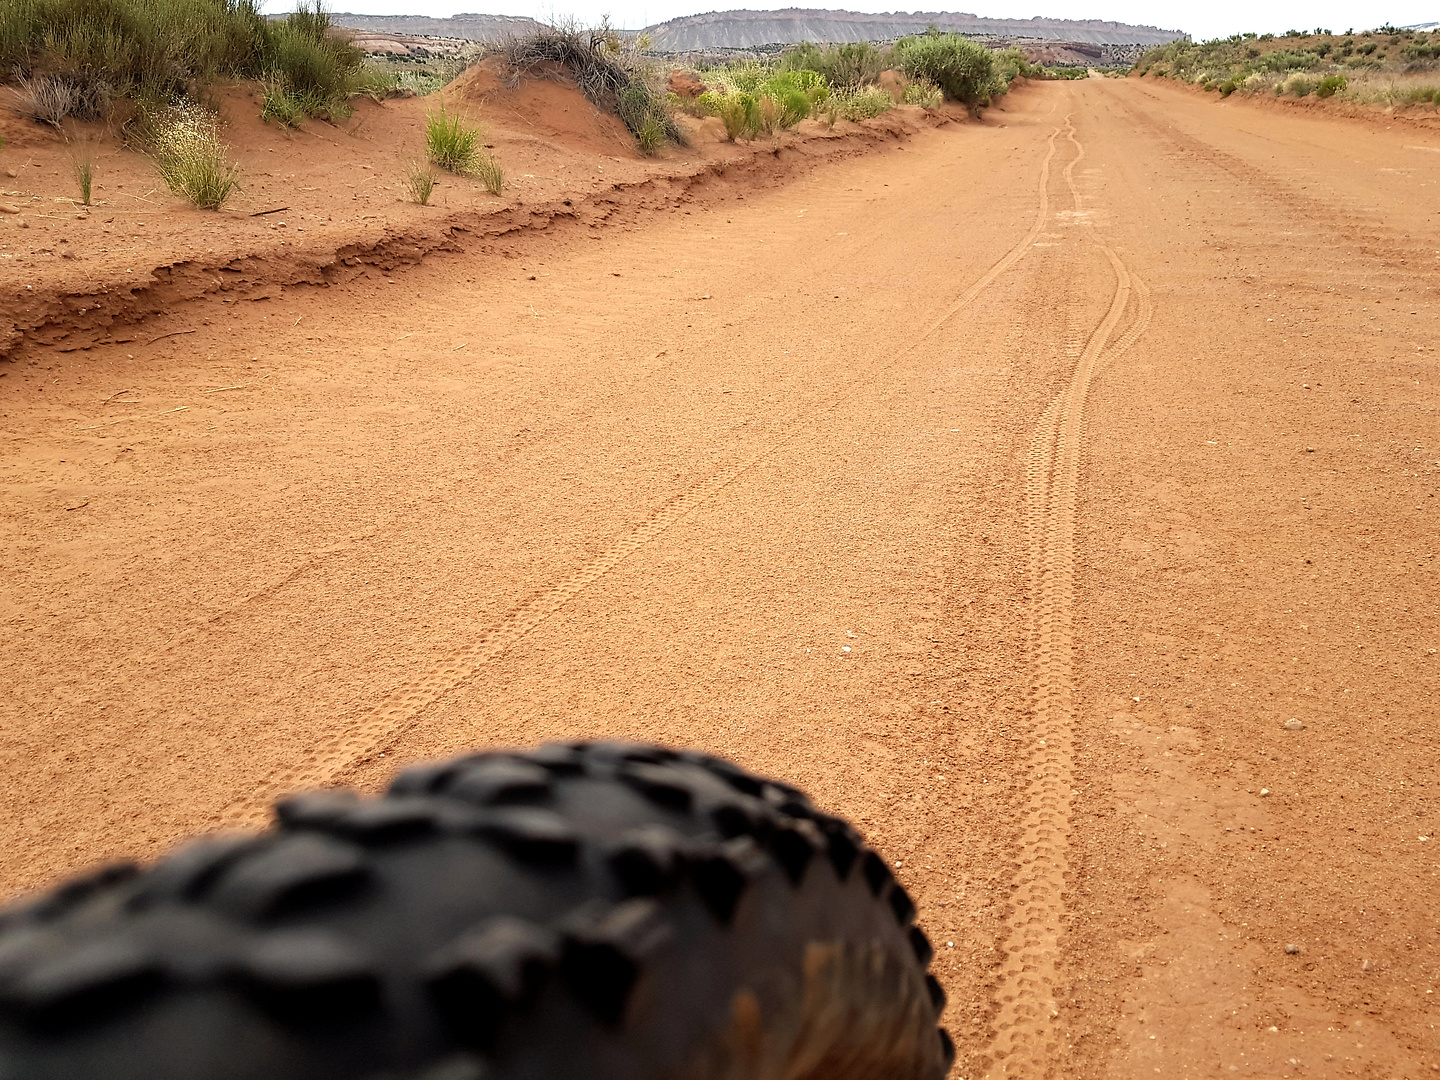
[1259,788,1271,797]
[1284,943,1300,954]
[1283,718,1305,731]
[0,204,20,215]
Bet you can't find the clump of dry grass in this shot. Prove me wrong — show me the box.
[405,158,434,204]
[144,101,241,210]
[72,153,93,204]
[473,151,504,195]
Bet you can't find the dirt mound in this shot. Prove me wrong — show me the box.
[446,58,635,157]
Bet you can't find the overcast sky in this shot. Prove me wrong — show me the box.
[262,1,1438,42]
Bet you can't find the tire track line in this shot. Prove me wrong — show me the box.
[226,119,1071,821]
[983,115,1152,1079]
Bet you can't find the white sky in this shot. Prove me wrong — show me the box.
[263,1,1439,42]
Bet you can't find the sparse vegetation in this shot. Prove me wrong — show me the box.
[16,72,99,126]
[2,0,392,127]
[405,158,434,205]
[1135,28,1440,111]
[473,152,504,196]
[504,22,684,155]
[70,148,93,205]
[144,101,241,210]
[426,107,483,174]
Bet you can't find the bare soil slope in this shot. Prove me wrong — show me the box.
[2,77,1438,1079]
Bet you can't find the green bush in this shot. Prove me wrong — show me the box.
[992,47,1036,83]
[635,113,667,155]
[779,41,888,88]
[894,33,998,107]
[717,92,756,141]
[1,0,382,126]
[1315,73,1347,97]
[692,90,722,116]
[616,83,678,154]
[426,107,483,174]
[260,80,303,127]
[266,3,361,101]
[0,0,271,108]
[758,71,817,126]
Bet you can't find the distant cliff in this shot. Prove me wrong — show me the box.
[643,9,1186,50]
[328,12,544,40]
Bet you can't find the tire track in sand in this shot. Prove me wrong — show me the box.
[982,117,1152,1078]
[227,121,1070,822]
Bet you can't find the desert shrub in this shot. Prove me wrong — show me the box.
[779,41,888,88]
[635,113,667,154]
[0,0,271,106]
[835,85,893,120]
[617,83,677,153]
[426,107,482,174]
[759,72,816,127]
[260,80,303,127]
[2,0,387,125]
[505,21,683,149]
[719,61,771,93]
[992,47,1036,84]
[405,158,434,204]
[703,70,829,140]
[16,73,87,125]
[894,33,998,107]
[349,65,399,101]
[266,3,361,99]
[1283,72,1316,95]
[902,77,943,108]
[145,101,240,210]
[717,92,756,141]
[1260,49,1321,72]
[473,152,503,195]
[691,90,722,116]
[1314,74,1347,97]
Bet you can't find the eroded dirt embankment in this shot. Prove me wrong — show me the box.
[0,63,970,361]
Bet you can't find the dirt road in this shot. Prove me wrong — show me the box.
[3,77,1437,1077]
